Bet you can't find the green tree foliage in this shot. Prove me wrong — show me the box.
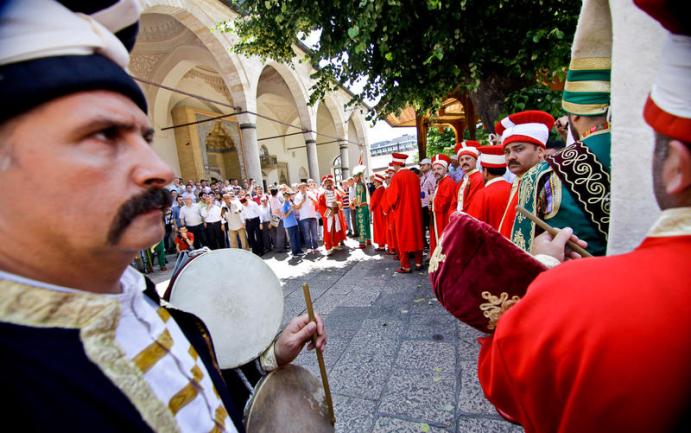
[426,127,456,158]
[224,0,578,131]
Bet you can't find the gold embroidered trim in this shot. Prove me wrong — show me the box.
[133,329,173,374]
[551,143,611,239]
[479,291,521,330]
[213,405,229,430]
[169,381,199,415]
[428,234,447,274]
[157,307,171,323]
[569,57,611,71]
[647,207,691,238]
[79,301,181,433]
[561,100,609,115]
[0,280,181,433]
[188,345,199,361]
[0,280,113,329]
[190,364,204,382]
[543,173,562,220]
[563,80,610,93]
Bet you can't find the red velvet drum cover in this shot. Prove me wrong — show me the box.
[429,213,547,333]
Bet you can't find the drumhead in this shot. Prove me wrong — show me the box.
[244,365,335,433]
[169,249,284,369]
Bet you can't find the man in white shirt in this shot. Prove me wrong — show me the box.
[419,158,436,249]
[181,184,196,202]
[258,195,273,251]
[295,182,320,251]
[268,187,287,253]
[199,193,224,250]
[241,197,264,256]
[179,196,204,249]
[221,193,248,250]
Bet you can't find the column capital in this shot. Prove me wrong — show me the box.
[305,139,317,144]
[239,123,256,130]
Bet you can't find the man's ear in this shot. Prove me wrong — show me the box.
[664,140,691,195]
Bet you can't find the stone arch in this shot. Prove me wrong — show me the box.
[257,61,314,133]
[139,1,252,113]
[314,93,346,143]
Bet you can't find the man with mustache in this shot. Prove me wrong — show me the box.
[317,175,347,255]
[0,2,325,432]
[494,111,554,239]
[451,141,485,213]
[429,154,456,253]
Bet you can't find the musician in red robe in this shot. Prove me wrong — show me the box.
[450,141,484,212]
[369,173,388,251]
[429,154,456,253]
[478,2,691,431]
[383,167,398,256]
[317,175,346,255]
[382,153,424,273]
[466,145,512,230]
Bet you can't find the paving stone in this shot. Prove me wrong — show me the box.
[379,368,456,427]
[347,319,404,356]
[457,337,481,362]
[340,288,381,307]
[457,322,485,341]
[396,340,456,373]
[457,361,497,416]
[329,350,393,399]
[372,417,449,433]
[455,416,524,433]
[333,395,377,433]
[293,337,350,376]
[406,313,457,342]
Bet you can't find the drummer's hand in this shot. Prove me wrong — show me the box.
[274,313,327,367]
[532,227,588,262]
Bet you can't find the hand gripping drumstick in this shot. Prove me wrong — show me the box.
[302,283,336,425]
[515,206,593,258]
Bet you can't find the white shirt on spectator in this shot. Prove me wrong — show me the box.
[295,190,319,219]
[179,203,202,226]
[222,200,245,230]
[269,195,283,216]
[258,204,272,223]
[181,191,196,202]
[241,200,262,220]
[200,203,222,223]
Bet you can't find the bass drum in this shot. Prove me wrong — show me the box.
[244,364,335,433]
[167,248,284,369]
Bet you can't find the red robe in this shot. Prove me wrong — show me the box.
[317,190,346,250]
[497,178,520,238]
[478,215,691,433]
[369,185,387,248]
[466,177,512,230]
[451,169,485,212]
[430,175,456,253]
[383,186,397,253]
[382,169,423,254]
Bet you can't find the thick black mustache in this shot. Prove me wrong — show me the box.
[107,188,172,245]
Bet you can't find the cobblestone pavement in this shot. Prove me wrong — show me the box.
[150,239,522,433]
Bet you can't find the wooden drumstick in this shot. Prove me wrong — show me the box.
[516,206,593,258]
[302,283,336,425]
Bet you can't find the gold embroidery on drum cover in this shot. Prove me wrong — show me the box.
[480,291,521,330]
[428,234,446,273]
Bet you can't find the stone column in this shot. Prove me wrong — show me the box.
[339,139,350,178]
[305,138,320,180]
[239,123,262,183]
